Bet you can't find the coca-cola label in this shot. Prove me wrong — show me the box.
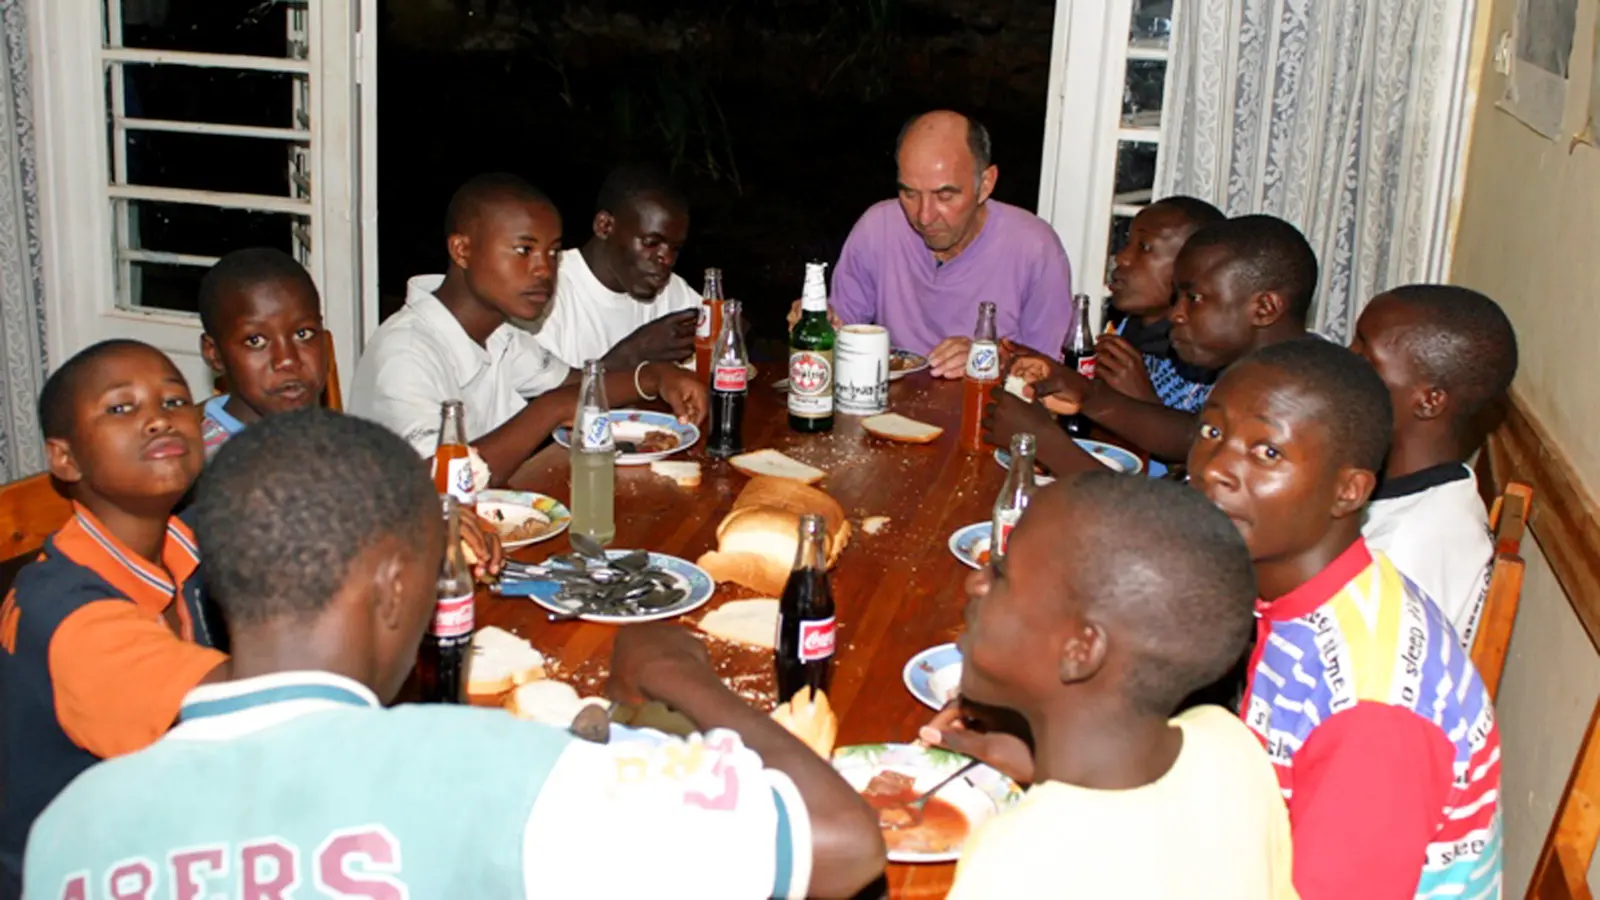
[577,408,614,452]
[430,592,474,639]
[964,341,1000,380]
[788,350,834,417]
[1076,356,1097,380]
[993,509,1022,558]
[445,457,476,507]
[696,304,712,339]
[714,365,748,392]
[798,616,836,662]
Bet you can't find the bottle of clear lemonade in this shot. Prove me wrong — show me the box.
[569,359,616,546]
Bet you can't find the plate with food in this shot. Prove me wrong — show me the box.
[903,643,963,711]
[475,490,572,550]
[889,348,930,381]
[498,550,716,624]
[995,439,1142,478]
[948,521,992,570]
[832,743,1021,863]
[552,409,700,466]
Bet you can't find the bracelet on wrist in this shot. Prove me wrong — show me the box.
[634,361,658,400]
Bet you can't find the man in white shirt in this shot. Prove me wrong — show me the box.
[530,165,703,369]
[1350,284,1519,645]
[350,173,707,485]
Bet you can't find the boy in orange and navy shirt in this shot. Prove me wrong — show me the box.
[0,339,229,897]
[1191,338,1501,899]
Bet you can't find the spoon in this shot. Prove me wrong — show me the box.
[878,760,981,830]
[569,532,608,561]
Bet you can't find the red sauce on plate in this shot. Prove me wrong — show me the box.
[861,775,970,855]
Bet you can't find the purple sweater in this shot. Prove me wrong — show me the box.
[830,199,1075,356]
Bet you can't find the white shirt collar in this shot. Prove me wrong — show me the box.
[404,274,525,387]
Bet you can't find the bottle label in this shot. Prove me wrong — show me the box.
[445,457,476,507]
[577,408,614,451]
[788,350,833,416]
[714,365,748,392]
[993,509,1022,557]
[430,591,474,639]
[965,341,1001,381]
[798,616,836,662]
[696,304,712,340]
[1076,356,1097,380]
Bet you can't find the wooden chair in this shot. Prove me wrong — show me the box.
[1528,696,1600,899]
[0,472,73,594]
[1470,481,1533,702]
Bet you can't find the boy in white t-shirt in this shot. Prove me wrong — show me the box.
[530,165,703,369]
[1350,284,1519,645]
[922,473,1296,900]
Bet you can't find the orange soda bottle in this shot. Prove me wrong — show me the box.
[432,400,475,511]
[959,302,1001,453]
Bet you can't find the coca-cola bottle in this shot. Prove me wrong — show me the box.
[776,514,836,703]
[992,432,1038,560]
[1060,293,1095,438]
[707,300,748,458]
[417,495,473,703]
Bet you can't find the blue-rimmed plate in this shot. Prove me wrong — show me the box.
[477,490,572,550]
[889,348,930,381]
[552,409,700,466]
[995,438,1142,477]
[903,643,963,711]
[499,551,715,624]
[832,743,1023,863]
[948,521,991,570]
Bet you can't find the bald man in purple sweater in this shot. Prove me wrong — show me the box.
[792,111,1075,376]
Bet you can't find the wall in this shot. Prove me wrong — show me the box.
[1450,0,1600,892]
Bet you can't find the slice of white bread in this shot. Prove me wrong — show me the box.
[696,598,780,649]
[729,449,826,485]
[1004,374,1033,402]
[861,515,891,535]
[771,687,838,757]
[649,460,702,488]
[861,413,943,444]
[505,679,609,727]
[468,626,547,696]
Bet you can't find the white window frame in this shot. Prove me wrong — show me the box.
[27,0,377,398]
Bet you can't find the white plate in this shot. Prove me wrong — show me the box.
[499,551,715,624]
[995,439,1143,478]
[552,409,701,466]
[903,643,963,711]
[832,743,1022,864]
[475,490,572,550]
[947,521,991,570]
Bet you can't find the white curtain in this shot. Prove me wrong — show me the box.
[1156,0,1475,343]
[0,0,46,482]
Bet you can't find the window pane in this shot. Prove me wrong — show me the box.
[109,0,306,58]
[1122,60,1167,128]
[1115,142,1158,200]
[113,63,302,131]
[112,200,304,312]
[120,261,204,315]
[112,128,293,196]
[1130,0,1174,51]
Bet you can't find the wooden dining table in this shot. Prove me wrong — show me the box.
[475,371,1081,899]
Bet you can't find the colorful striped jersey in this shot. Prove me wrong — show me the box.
[1242,539,1501,900]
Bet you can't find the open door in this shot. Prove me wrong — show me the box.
[30,0,378,398]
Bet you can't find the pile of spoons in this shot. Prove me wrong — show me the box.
[500,533,688,621]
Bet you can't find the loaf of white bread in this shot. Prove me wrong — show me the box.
[696,477,851,595]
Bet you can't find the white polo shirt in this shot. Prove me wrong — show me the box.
[350,275,572,456]
[529,248,701,369]
[1362,463,1494,647]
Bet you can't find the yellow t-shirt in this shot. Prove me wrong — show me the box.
[948,705,1298,899]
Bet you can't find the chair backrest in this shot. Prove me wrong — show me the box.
[1471,481,1533,702]
[0,472,72,594]
[1529,696,1600,899]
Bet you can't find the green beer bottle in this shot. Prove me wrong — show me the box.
[788,261,835,433]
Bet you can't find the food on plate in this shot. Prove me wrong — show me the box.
[482,504,555,543]
[889,353,920,373]
[697,477,851,594]
[861,413,943,444]
[1003,374,1032,402]
[696,598,780,649]
[649,460,702,488]
[635,429,681,454]
[729,449,827,485]
[611,700,697,737]
[505,679,609,726]
[861,515,891,535]
[975,548,991,566]
[771,687,837,757]
[860,770,970,854]
[468,626,547,695]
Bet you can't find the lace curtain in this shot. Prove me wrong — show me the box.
[1156,0,1470,343]
[0,0,44,481]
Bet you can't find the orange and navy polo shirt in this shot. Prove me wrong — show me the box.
[0,504,227,897]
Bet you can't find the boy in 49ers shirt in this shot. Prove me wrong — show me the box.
[1190,337,1501,899]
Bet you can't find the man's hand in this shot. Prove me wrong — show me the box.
[919,701,1035,785]
[606,309,699,369]
[460,510,506,580]
[787,299,843,331]
[981,388,1065,453]
[1095,335,1158,403]
[608,623,713,707]
[645,363,709,425]
[928,336,973,379]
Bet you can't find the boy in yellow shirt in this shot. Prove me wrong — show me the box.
[924,473,1297,899]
